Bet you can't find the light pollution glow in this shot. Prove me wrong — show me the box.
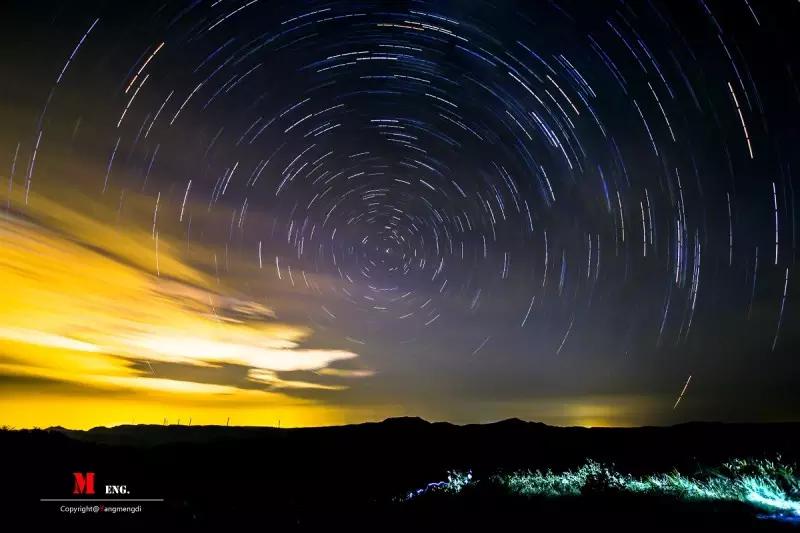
[0,184,653,430]
[0,185,374,428]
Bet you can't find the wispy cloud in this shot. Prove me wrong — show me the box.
[0,188,363,397]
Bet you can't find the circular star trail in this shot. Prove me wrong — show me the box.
[3,0,799,423]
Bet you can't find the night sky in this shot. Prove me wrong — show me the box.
[1,0,798,429]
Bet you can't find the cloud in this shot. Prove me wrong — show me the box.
[0,187,364,397]
[248,368,348,390]
[316,367,376,378]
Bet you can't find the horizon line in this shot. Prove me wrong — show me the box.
[5,415,800,433]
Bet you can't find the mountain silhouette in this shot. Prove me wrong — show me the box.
[4,418,798,529]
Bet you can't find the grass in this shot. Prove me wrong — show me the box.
[404,458,800,521]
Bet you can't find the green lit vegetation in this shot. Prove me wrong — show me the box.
[406,458,800,518]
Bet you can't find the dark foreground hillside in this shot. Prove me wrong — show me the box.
[1,418,799,530]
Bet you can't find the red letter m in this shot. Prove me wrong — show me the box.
[73,472,95,495]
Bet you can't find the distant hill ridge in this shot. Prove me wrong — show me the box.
[22,417,799,454]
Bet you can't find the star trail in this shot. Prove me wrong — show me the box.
[0,0,798,428]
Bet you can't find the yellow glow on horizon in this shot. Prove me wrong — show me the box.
[0,187,367,426]
[0,391,371,430]
[0,186,657,430]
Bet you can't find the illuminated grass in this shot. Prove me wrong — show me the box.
[405,458,800,519]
